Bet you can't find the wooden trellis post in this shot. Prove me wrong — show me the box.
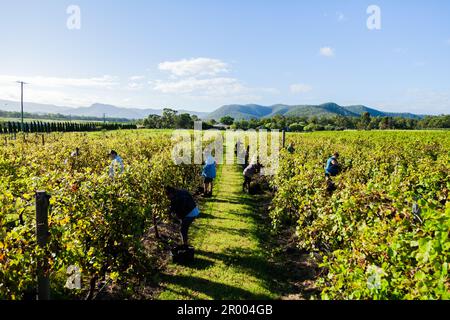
[36,191,51,300]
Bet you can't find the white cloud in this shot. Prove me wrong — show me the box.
[446,39,450,45]
[0,85,98,107]
[126,76,146,90]
[290,83,313,94]
[127,82,145,90]
[152,77,246,96]
[0,74,119,89]
[158,58,229,77]
[337,12,345,22]
[0,74,122,107]
[319,47,335,57]
[0,58,279,109]
[151,76,278,102]
[129,75,145,81]
[152,57,277,102]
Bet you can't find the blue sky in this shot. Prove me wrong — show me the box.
[0,0,449,114]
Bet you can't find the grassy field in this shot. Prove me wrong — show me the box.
[157,163,280,299]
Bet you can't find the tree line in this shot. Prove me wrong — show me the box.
[0,109,132,123]
[228,113,450,131]
[138,108,209,129]
[0,120,137,134]
[139,109,449,131]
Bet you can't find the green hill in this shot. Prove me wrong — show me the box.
[206,102,422,120]
[343,105,386,117]
[205,104,273,120]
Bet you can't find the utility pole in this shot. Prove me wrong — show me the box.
[16,81,28,132]
[103,113,106,125]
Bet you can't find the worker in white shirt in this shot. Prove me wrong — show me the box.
[65,147,80,170]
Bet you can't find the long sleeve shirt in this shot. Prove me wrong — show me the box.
[109,155,124,177]
[169,189,197,219]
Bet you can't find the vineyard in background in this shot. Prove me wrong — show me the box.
[270,131,449,299]
[0,130,201,299]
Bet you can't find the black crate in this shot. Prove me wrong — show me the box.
[171,245,195,264]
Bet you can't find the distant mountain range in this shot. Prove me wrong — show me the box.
[205,103,424,120]
[0,99,425,121]
[0,100,208,119]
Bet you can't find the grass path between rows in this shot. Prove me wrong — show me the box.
[157,163,282,300]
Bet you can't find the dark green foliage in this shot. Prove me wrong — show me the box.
[0,120,137,134]
[141,108,196,129]
[229,114,449,131]
[220,116,235,125]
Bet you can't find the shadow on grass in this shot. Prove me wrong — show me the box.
[159,165,317,300]
[196,211,229,220]
[159,273,272,300]
[194,247,289,295]
[203,224,251,237]
[205,197,251,206]
[178,257,215,271]
[213,191,316,299]
[207,195,255,208]
[196,212,244,223]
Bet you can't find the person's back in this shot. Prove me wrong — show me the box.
[166,186,199,247]
[243,163,258,177]
[109,150,124,177]
[325,153,339,176]
[114,154,124,167]
[202,155,217,196]
[202,156,216,179]
[243,162,262,192]
[170,189,197,219]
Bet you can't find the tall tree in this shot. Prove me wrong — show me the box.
[220,116,235,125]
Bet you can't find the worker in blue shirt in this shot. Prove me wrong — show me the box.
[202,155,217,197]
[325,152,340,192]
[108,150,124,178]
[325,152,340,178]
